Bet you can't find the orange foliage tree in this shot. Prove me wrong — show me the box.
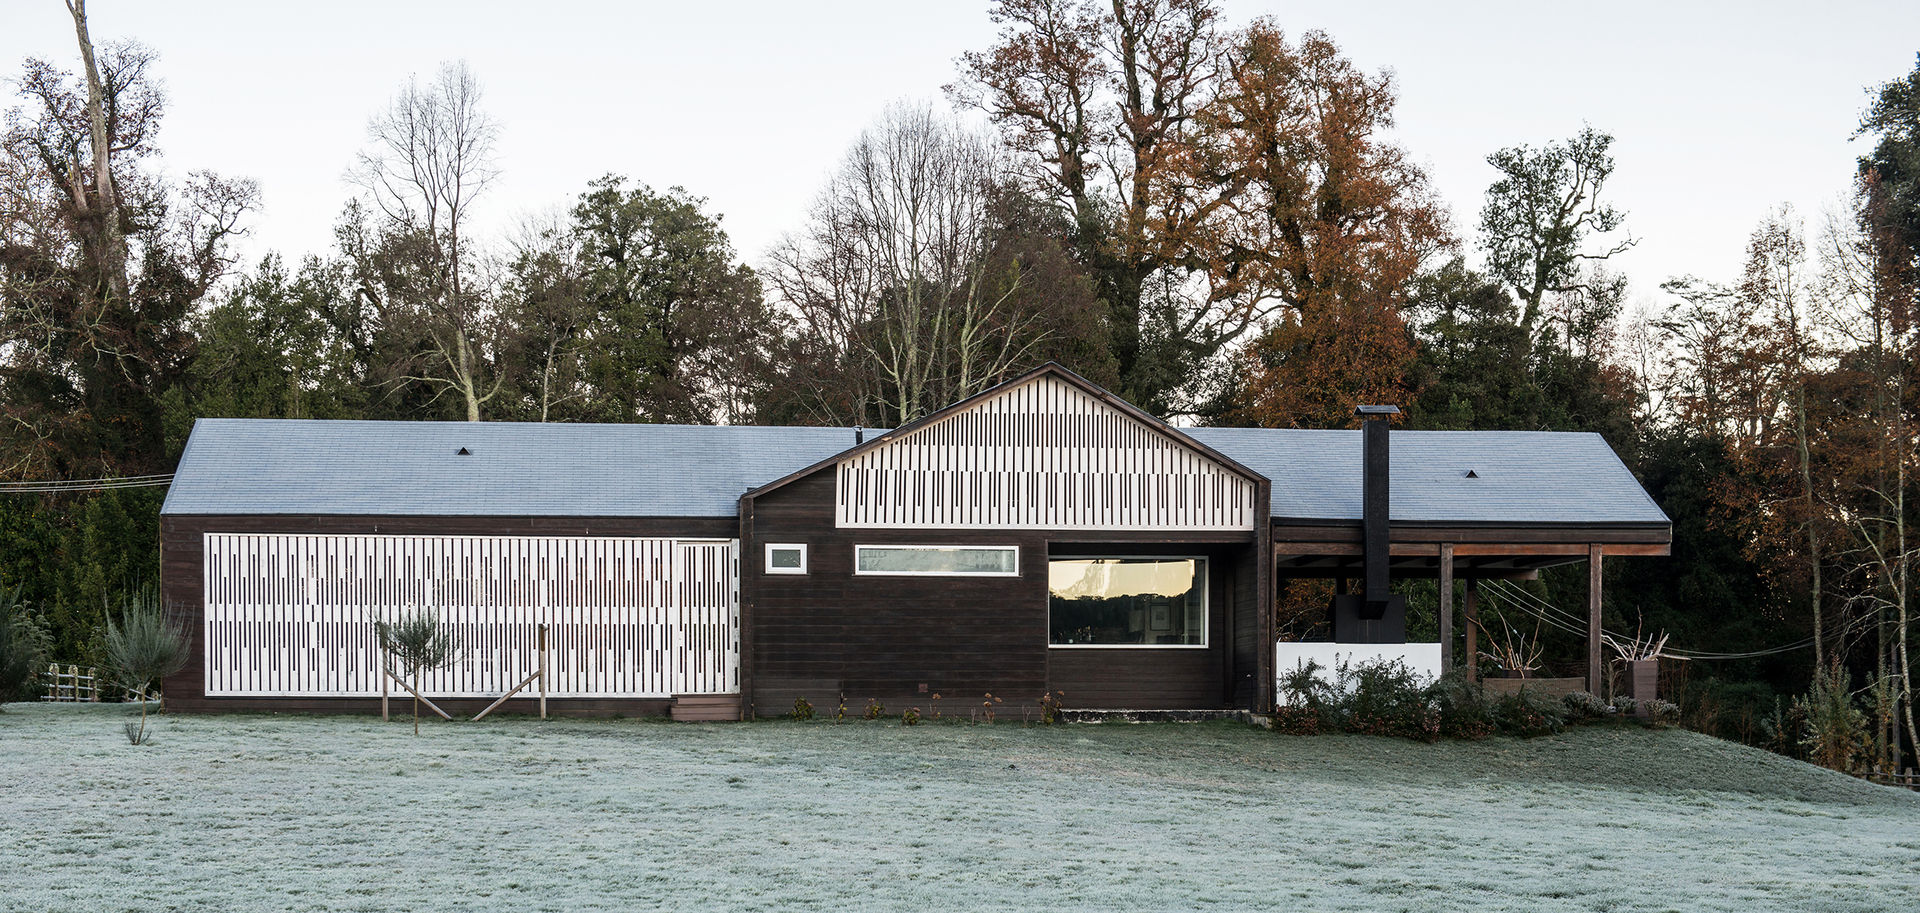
[953,1,1448,418]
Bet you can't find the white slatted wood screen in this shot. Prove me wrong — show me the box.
[836,375,1257,530]
[202,533,739,698]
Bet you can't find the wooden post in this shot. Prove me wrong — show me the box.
[380,648,390,722]
[537,624,548,720]
[1588,543,1604,696]
[1438,543,1454,671]
[1463,577,1480,683]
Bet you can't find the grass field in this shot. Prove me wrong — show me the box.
[2,703,1916,912]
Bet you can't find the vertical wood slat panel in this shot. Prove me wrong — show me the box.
[835,375,1255,530]
[202,533,738,699]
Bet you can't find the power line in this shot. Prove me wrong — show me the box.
[0,473,173,494]
[1477,579,1817,662]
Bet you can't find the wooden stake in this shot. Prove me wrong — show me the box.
[473,670,546,721]
[385,668,453,720]
[538,624,548,720]
[381,646,390,722]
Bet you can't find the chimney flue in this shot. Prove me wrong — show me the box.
[1330,404,1406,643]
[1357,405,1398,614]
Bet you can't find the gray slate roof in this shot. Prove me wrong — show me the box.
[162,419,864,518]
[164,419,1668,527]
[1185,428,1669,526]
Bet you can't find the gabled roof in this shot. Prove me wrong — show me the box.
[1185,427,1669,527]
[741,362,1268,501]
[162,419,863,518]
[162,378,1669,530]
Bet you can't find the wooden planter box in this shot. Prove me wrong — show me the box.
[1625,659,1659,703]
[1482,676,1585,698]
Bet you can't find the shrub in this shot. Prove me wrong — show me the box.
[103,593,191,746]
[789,697,815,721]
[1493,687,1566,738]
[1643,699,1681,727]
[1562,690,1609,722]
[1797,663,1867,773]
[1038,690,1065,724]
[1428,673,1496,740]
[1269,705,1323,735]
[901,706,920,726]
[0,587,51,705]
[1276,658,1341,732]
[862,698,885,720]
[1340,659,1437,741]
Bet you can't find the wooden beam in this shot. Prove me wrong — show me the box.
[1438,543,1454,671]
[1276,542,1670,559]
[1463,577,1479,683]
[1588,543,1604,696]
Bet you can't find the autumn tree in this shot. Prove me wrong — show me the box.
[1480,127,1635,346]
[1203,23,1450,428]
[347,61,504,421]
[955,3,1447,418]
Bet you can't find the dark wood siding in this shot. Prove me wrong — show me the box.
[743,470,1257,715]
[160,513,732,715]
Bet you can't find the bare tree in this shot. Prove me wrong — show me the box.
[767,102,1051,426]
[349,61,504,421]
[62,0,127,303]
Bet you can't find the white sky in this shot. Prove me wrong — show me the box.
[4,1,1917,306]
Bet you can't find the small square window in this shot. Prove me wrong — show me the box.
[765,543,808,575]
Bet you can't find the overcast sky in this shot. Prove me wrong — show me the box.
[5,1,1917,307]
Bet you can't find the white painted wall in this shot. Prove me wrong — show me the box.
[1275,642,1444,701]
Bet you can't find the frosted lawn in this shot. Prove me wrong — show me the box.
[2,703,1916,912]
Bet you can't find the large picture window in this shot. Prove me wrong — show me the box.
[854,545,1019,576]
[1048,557,1207,648]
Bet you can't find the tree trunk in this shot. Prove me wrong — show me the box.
[1898,441,1915,765]
[1797,385,1824,670]
[66,0,129,303]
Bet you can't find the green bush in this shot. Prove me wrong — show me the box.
[1643,699,1681,727]
[0,587,51,704]
[1492,687,1566,738]
[1428,673,1497,740]
[1796,663,1867,773]
[1271,660,1606,742]
[1276,658,1341,733]
[1341,658,1438,741]
[1562,690,1609,722]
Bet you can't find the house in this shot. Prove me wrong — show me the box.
[158,364,1671,719]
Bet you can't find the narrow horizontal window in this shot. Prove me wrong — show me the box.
[765,543,808,575]
[1049,557,1208,648]
[854,545,1019,577]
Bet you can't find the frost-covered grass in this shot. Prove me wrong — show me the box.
[2,703,1916,913]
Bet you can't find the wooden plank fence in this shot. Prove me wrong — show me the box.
[38,664,100,702]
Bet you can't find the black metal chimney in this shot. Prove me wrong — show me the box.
[1357,405,1398,616]
[1330,404,1407,643]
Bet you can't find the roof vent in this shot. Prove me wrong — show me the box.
[1464,469,1478,479]
[457,447,472,456]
